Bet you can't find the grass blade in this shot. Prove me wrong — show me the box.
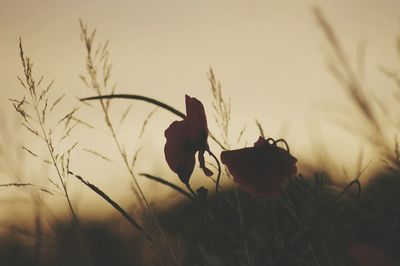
[69,171,154,244]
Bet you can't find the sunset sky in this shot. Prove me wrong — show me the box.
[1,0,400,220]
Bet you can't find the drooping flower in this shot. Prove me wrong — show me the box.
[220,136,297,196]
[164,95,213,184]
[347,243,396,266]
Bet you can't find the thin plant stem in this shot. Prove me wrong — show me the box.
[185,182,198,199]
[207,149,222,194]
[19,40,78,223]
[33,99,78,222]
[234,188,252,265]
[184,180,242,261]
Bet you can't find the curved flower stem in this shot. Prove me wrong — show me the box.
[207,149,222,194]
[185,182,198,199]
[81,94,228,150]
[273,138,290,153]
[185,181,241,261]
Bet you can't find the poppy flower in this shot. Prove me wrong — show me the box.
[347,243,396,266]
[164,95,213,184]
[220,136,297,196]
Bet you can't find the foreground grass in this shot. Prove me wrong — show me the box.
[0,171,398,266]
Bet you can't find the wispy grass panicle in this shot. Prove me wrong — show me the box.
[14,39,79,222]
[11,39,95,265]
[314,8,381,132]
[79,21,178,265]
[208,67,231,149]
[313,7,400,170]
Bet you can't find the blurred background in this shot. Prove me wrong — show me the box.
[1,0,400,243]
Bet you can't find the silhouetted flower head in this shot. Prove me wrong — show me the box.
[164,95,213,184]
[347,243,396,266]
[220,137,297,196]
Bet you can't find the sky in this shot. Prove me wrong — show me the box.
[1,0,400,221]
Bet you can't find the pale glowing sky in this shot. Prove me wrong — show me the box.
[1,0,400,220]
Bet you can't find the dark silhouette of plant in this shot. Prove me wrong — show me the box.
[164,95,213,184]
[221,137,297,196]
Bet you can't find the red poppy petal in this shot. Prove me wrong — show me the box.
[164,120,196,183]
[221,137,297,196]
[164,95,212,183]
[221,147,281,195]
[254,136,298,182]
[185,95,207,128]
[185,95,208,149]
[254,136,268,147]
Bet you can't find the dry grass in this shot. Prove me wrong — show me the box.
[1,7,399,266]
